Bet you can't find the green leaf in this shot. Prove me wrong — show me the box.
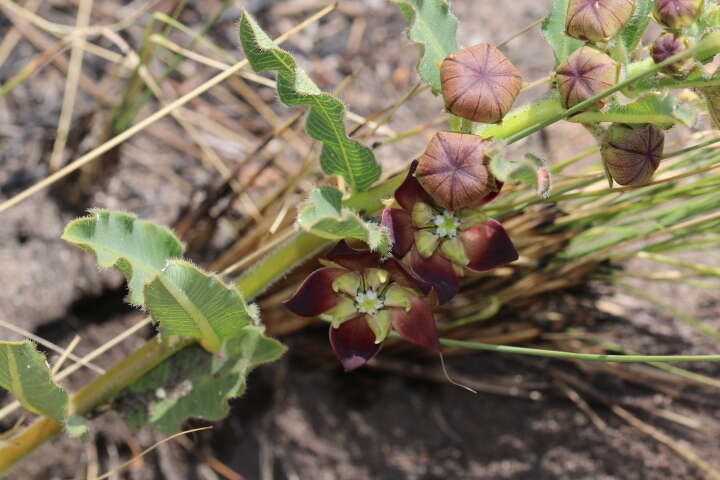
[297,187,391,254]
[542,0,584,65]
[490,154,551,199]
[116,326,286,434]
[0,341,68,423]
[619,0,653,54]
[239,11,381,192]
[392,0,460,94]
[571,93,689,128]
[144,260,255,353]
[62,210,184,306]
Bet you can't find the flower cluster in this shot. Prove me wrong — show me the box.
[285,132,518,371]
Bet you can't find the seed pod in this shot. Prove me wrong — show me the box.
[415,132,500,211]
[650,33,692,73]
[601,124,664,186]
[555,46,619,110]
[654,0,704,30]
[440,44,522,124]
[566,0,636,42]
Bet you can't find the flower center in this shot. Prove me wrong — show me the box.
[433,211,460,238]
[354,289,385,315]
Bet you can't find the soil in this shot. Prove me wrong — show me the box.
[1,1,719,479]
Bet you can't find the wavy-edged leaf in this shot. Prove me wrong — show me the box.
[144,260,254,353]
[62,210,184,305]
[619,0,653,54]
[571,93,688,128]
[542,0,584,65]
[239,11,380,192]
[116,326,286,434]
[392,0,459,94]
[0,341,68,423]
[297,187,391,254]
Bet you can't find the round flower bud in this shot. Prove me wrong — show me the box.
[555,46,619,110]
[601,124,664,186]
[566,0,636,42]
[650,33,692,73]
[415,132,500,211]
[440,43,522,124]
[654,0,704,30]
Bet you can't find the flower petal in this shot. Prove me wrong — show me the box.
[284,267,346,317]
[326,241,381,271]
[391,295,441,352]
[394,161,426,211]
[461,219,518,271]
[410,249,459,304]
[329,316,382,371]
[381,208,415,258]
[383,258,429,293]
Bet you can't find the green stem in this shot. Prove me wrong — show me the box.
[435,336,720,362]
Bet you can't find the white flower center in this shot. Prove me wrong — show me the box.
[433,211,460,238]
[355,289,385,315]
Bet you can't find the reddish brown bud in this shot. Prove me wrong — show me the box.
[654,0,704,30]
[601,124,664,186]
[415,132,500,211]
[555,46,619,110]
[440,44,522,124]
[566,0,636,42]
[650,33,692,73]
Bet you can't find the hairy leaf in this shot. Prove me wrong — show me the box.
[297,187,391,254]
[393,0,460,94]
[116,326,286,434]
[571,93,689,128]
[542,0,584,65]
[62,210,184,305]
[144,260,254,353]
[619,0,653,54]
[239,11,380,192]
[0,341,68,423]
[490,154,551,199]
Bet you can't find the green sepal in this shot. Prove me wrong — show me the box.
[412,201,434,227]
[327,297,359,328]
[332,272,362,297]
[384,285,413,311]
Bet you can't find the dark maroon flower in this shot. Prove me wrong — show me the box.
[382,162,518,305]
[284,242,440,371]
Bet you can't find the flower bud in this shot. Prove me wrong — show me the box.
[440,43,522,124]
[601,124,664,186]
[566,0,636,42]
[654,0,703,30]
[650,33,692,73]
[555,46,619,110]
[416,132,500,211]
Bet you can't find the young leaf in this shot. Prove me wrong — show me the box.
[144,260,254,353]
[490,154,552,199]
[116,326,286,434]
[619,0,653,54]
[62,210,184,305]
[239,11,381,192]
[542,0,584,65]
[297,187,391,254]
[392,0,460,94]
[0,341,68,423]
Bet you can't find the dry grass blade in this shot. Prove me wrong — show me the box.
[0,3,338,215]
